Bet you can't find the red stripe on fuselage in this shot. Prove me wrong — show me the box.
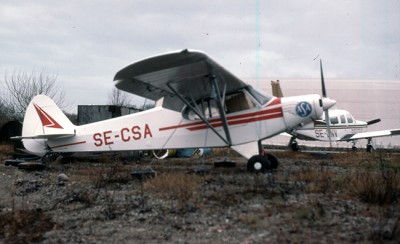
[187,111,283,131]
[159,99,283,132]
[51,140,86,149]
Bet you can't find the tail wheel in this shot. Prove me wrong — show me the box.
[247,155,270,174]
[153,149,169,159]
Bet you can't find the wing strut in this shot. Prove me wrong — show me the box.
[209,75,232,145]
[167,78,232,146]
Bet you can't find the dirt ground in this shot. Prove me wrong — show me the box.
[1,147,400,243]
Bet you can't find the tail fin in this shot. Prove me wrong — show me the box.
[21,94,75,139]
[14,95,76,155]
[271,80,284,97]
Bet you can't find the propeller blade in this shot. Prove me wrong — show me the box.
[320,60,332,147]
[367,118,381,125]
[320,60,327,98]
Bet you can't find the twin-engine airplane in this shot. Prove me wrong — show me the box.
[271,80,400,152]
[15,49,336,173]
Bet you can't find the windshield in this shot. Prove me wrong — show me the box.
[244,86,273,105]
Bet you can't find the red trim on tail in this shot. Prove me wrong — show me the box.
[33,103,63,129]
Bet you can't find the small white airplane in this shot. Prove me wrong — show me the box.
[271,80,400,152]
[14,49,336,173]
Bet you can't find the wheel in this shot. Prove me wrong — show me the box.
[247,155,270,174]
[366,144,373,153]
[290,141,299,151]
[153,149,169,159]
[266,153,279,169]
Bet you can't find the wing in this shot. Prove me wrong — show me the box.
[341,128,400,141]
[113,49,248,111]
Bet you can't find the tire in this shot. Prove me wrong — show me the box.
[153,149,169,159]
[366,144,373,153]
[291,141,299,151]
[247,155,270,174]
[266,153,279,169]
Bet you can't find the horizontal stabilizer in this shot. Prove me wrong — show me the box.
[11,133,75,140]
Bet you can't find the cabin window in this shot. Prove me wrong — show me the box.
[340,115,346,124]
[330,116,339,124]
[346,114,354,123]
[183,89,260,120]
[225,90,256,113]
[186,98,219,120]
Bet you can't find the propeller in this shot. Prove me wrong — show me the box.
[320,60,333,147]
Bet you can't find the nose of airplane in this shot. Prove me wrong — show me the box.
[321,97,336,110]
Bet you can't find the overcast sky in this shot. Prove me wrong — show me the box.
[1,0,399,112]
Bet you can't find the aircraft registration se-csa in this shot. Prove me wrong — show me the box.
[13,49,336,173]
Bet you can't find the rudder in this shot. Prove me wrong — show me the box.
[21,94,75,155]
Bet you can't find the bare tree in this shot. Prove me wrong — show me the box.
[1,70,68,120]
[107,87,132,107]
[0,98,9,126]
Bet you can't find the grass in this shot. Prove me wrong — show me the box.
[0,144,15,162]
[1,146,400,242]
[144,172,203,209]
[0,194,57,243]
[0,208,56,243]
[349,168,400,205]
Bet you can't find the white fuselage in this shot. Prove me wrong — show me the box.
[23,95,326,155]
[294,109,368,141]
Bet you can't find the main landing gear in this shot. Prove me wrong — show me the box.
[247,141,279,174]
[290,140,300,151]
[351,138,374,153]
[366,138,373,152]
[289,137,299,151]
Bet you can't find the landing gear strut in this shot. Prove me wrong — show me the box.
[366,138,373,152]
[247,141,279,173]
[352,141,357,151]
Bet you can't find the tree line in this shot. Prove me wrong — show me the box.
[0,70,154,126]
